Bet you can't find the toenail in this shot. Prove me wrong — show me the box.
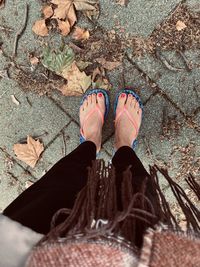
[128,94,132,97]
[98,93,103,97]
[121,93,126,98]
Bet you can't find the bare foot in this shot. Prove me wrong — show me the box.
[115,93,142,150]
[80,93,105,152]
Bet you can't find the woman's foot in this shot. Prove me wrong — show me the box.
[114,93,142,150]
[80,93,105,152]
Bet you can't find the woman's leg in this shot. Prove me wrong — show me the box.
[3,141,96,234]
[3,91,106,234]
[112,146,159,248]
[113,92,159,248]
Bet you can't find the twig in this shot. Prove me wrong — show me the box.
[26,97,32,107]
[0,25,13,32]
[35,131,49,139]
[12,3,29,58]
[69,42,84,53]
[144,137,154,160]
[155,49,184,72]
[178,50,193,71]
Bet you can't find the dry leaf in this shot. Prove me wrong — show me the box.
[51,0,77,26]
[11,95,20,106]
[32,19,48,36]
[76,60,91,70]
[13,136,44,168]
[72,27,90,40]
[83,3,99,20]
[92,66,102,81]
[176,20,187,31]
[60,62,91,95]
[96,58,121,70]
[57,19,71,36]
[92,67,111,90]
[42,5,54,18]
[51,0,98,26]
[73,0,97,11]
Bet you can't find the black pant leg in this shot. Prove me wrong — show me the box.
[112,146,159,248]
[3,141,96,234]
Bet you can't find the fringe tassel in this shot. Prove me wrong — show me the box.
[151,165,200,232]
[38,161,200,249]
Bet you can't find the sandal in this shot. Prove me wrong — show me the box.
[114,88,143,150]
[80,89,110,148]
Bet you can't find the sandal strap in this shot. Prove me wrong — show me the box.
[80,105,104,138]
[115,107,139,137]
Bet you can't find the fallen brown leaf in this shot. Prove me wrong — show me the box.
[32,19,48,36]
[72,26,90,40]
[73,0,98,11]
[51,0,98,27]
[92,66,102,81]
[42,5,54,18]
[13,136,44,168]
[96,58,121,70]
[57,19,71,36]
[176,20,187,31]
[76,60,92,70]
[60,62,91,95]
[83,2,99,20]
[92,67,112,90]
[51,0,77,26]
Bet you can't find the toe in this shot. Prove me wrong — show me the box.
[131,97,137,107]
[135,101,139,111]
[138,108,142,115]
[126,94,133,106]
[117,93,127,109]
[80,105,84,112]
[97,92,105,109]
[87,94,92,104]
[83,98,88,109]
[91,93,97,106]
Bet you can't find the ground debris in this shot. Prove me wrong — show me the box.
[131,3,200,56]
[13,67,64,95]
[76,27,124,63]
[155,49,184,72]
[150,4,200,51]
[13,4,29,58]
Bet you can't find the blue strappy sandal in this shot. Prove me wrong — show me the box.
[114,89,143,150]
[80,89,110,151]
